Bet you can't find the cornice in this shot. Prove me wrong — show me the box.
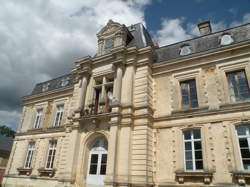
[154,101,250,124]
[22,87,73,104]
[15,126,65,137]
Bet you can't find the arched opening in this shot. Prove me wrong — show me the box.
[86,136,108,186]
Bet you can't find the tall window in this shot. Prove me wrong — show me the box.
[236,125,250,170]
[226,70,250,102]
[91,78,113,114]
[24,142,35,169]
[88,138,108,175]
[104,39,114,54]
[183,129,203,171]
[53,105,64,127]
[45,140,57,169]
[180,79,198,109]
[34,109,43,129]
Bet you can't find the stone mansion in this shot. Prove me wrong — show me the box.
[3,20,250,187]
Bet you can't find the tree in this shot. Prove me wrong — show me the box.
[0,125,15,138]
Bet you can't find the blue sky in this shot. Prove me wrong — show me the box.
[0,0,249,130]
[145,0,250,31]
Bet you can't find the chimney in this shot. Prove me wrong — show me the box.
[197,21,212,36]
[154,40,159,49]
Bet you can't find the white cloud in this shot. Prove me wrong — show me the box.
[230,12,250,27]
[153,16,241,47]
[154,18,192,46]
[0,110,21,130]
[0,0,151,129]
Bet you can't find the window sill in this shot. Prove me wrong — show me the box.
[47,126,64,131]
[175,170,214,184]
[232,170,250,185]
[28,128,43,132]
[172,106,209,115]
[219,101,250,110]
[38,168,56,177]
[17,167,32,176]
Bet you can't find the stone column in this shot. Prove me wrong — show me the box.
[76,75,88,112]
[105,64,123,187]
[113,65,123,103]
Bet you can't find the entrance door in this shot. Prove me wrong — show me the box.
[86,138,108,186]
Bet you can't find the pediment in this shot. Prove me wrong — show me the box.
[97,19,123,38]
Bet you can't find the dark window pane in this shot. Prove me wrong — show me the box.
[185,151,192,160]
[186,161,193,170]
[185,142,192,150]
[184,131,191,140]
[243,160,250,170]
[195,161,203,170]
[195,151,203,160]
[239,138,248,148]
[101,154,107,164]
[240,148,250,158]
[89,164,98,174]
[191,99,198,108]
[50,151,56,168]
[91,154,98,164]
[194,141,202,150]
[100,164,106,175]
[193,130,201,139]
[236,126,247,136]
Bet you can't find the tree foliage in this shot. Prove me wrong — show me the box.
[0,125,15,138]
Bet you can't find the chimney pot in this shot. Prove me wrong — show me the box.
[197,21,212,36]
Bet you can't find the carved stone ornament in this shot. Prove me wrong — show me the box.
[17,167,32,176]
[97,19,123,38]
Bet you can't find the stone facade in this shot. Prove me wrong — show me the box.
[3,20,250,187]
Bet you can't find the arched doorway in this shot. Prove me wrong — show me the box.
[86,137,108,186]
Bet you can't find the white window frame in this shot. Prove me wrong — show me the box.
[24,142,35,169]
[53,105,64,127]
[45,140,57,169]
[34,109,43,129]
[236,125,250,170]
[226,70,250,102]
[183,129,203,171]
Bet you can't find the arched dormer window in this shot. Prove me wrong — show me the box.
[180,44,192,56]
[220,33,234,46]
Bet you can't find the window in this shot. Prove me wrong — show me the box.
[104,39,114,54]
[88,138,108,175]
[91,77,113,114]
[236,125,250,170]
[226,70,250,102]
[45,140,57,169]
[220,34,234,46]
[24,142,35,169]
[180,79,198,109]
[42,83,50,92]
[61,77,69,87]
[183,129,203,171]
[180,45,192,56]
[34,109,43,129]
[53,105,64,126]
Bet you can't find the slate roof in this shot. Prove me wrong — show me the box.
[155,23,250,64]
[0,135,13,153]
[127,23,154,49]
[30,73,74,96]
[28,22,250,96]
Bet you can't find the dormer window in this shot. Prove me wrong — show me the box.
[180,45,192,56]
[61,77,69,87]
[220,34,234,46]
[42,83,50,92]
[104,39,114,54]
